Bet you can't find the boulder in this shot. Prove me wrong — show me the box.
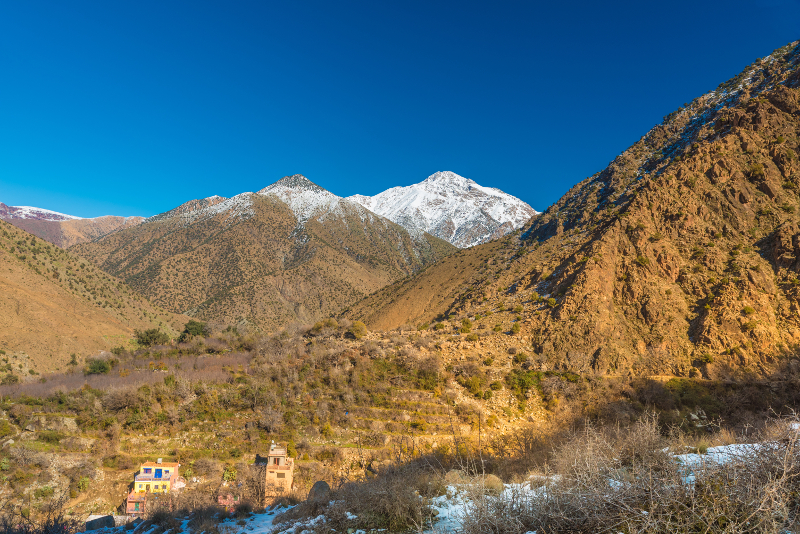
[307,480,331,504]
[85,515,115,531]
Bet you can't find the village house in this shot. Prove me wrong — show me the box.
[125,459,184,515]
[258,442,295,499]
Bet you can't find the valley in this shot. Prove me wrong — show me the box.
[3,35,800,534]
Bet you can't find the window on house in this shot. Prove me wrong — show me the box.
[277,472,285,479]
[144,468,151,473]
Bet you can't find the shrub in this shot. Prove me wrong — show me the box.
[178,320,210,342]
[546,298,557,308]
[349,321,368,340]
[743,306,755,315]
[2,374,19,385]
[38,430,63,444]
[465,333,478,342]
[748,162,765,178]
[134,328,170,347]
[636,255,649,266]
[193,458,222,477]
[511,323,521,335]
[85,358,111,375]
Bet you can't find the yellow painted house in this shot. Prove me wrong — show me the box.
[126,459,184,514]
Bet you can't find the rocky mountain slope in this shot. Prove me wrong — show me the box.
[0,220,185,371]
[345,41,800,379]
[72,175,455,331]
[348,171,537,248]
[0,202,144,248]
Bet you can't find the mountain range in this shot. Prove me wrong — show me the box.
[8,40,800,381]
[70,175,456,331]
[2,172,535,250]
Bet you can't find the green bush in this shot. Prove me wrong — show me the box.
[466,333,478,342]
[743,306,755,315]
[349,321,368,340]
[749,162,765,178]
[546,298,557,308]
[178,320,210,342]
[38,430,63,444]
[511,323,521,335]
[134,328,170,347]
[1,374,19,385]
[85,359,111,375]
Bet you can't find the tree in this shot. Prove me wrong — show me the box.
[134,328,170,347]
[178,320,210,342]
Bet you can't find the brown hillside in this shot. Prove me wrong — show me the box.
[72,179,455,332]
[0,220,186,372]
[345,41,800,378]
[2,215,145,248]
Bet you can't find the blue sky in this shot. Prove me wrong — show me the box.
[0,1,798,217]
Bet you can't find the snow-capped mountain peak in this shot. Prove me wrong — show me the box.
[348,171,538,248]
[0,202,83,221]
[258,174,343,223]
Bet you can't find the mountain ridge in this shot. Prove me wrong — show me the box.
[0,202,146,248]
[72,175,456,331]
[343,40,800,378]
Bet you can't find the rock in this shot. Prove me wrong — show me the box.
[307,480,331,504]
[85,515,115,531]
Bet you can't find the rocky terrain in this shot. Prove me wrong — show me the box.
[0,220,186,370]
[0,202,145,248]
[349,171,538,248]
[72,175,455,332]
[345,41,800,378]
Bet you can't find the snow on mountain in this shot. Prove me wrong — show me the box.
[148,176,386,232]
[0,202,83,221]
[258,174,344,223]
[348,171,538,248]
[258,174,395,230]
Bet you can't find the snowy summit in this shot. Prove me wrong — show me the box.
[348,171,538,248]
[0,202,83,221]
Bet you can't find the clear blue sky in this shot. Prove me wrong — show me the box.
[0,1,798,217]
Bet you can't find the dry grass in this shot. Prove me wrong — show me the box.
[458,414,800,534]
[276,463,444,533]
